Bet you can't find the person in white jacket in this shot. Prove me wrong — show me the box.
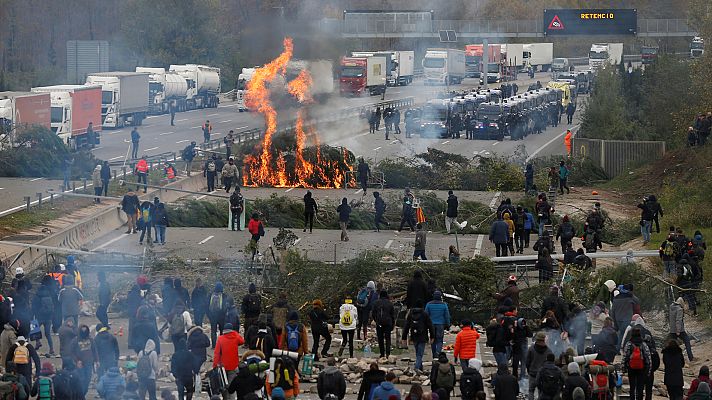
[338,298,358,358]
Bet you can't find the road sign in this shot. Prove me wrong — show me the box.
[544,9,637,36]
[439,30,457,42]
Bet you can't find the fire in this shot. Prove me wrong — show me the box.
[242,37,354,188]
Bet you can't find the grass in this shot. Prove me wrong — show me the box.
[0,199,89,236]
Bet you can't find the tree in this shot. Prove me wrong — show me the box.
[580,67,636,140]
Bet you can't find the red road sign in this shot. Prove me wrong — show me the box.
[548,15,565,30]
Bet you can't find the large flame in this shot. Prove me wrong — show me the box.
[243,37,353,188]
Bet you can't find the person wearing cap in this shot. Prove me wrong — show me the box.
[669,297,694,361]
[6,335,41,387]
[182,141,197,176]
[221,156,239,193]
[31,361,56,399]
[562,362,590,400]
[526,332,553,400]
[213,322,245,398]
[338,298,358,358]
[494,276,520,309]
[425,291,451,359]
[453,319,480,369]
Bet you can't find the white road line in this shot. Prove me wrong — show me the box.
[91,234,128,251]
[294,238,301,245]
[373,146,382,151]
[176,119,188,122]
[236,126,249,130]
[390,140,398,145]
[526,124,580,162]
[207,113,219,116]
[93,146,103,150]
[109,156,124,161]
[176,140,190,144]
[196,194,208,200]
[159,131,175,136]
[0,188,4,190]
[219,120,232,123]
[30,177,43,182]
[492,142,499,146]
[441,140,450,145]
[146,116,158,119]
[385,239,394,249]
[488,191,502,210]
[354,189,363,194]
[199,235,214,244]
[191,126,201,129]
[145,146,159,152]
[285,188,294,193]
[123,139,130,143]
[473,234,484,256]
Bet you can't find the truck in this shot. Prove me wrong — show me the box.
[339,56,387,96]
[522,43,554,72]
[351,51,414,86]
[236,67,257,112]
[85,72,150,128]
[423,48,466,85]
[691,37,704,58]
[168,64,220,109]
[465,45,484,78]
[501,44,525,70]
[588,43,623,69]
[135,67,188,114]
[30,85,102,147]
[0,92,51,141]
[641,46,659,65]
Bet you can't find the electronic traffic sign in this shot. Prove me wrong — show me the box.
[544,9,637,36]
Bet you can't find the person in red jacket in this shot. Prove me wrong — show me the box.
[454,319,481,369]
[213,323,245,398]
[247,213,265,261]
[135,156,149,193]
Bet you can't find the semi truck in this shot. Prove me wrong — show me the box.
[135,67,188,114]
[236,67,257,112]
[501,44,525,69]
[351,51,414,86]
[423,48,466,85]
[641,46,659,65]
[30,85,102,147]
[86,72,150,128]
[522,43,554,72]
[339,56,387,96]
[691,37,704,58]
[0,92,51,141]
[168,64,221,109]
[589,43,623,69]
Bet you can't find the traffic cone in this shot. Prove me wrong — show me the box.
[118,326,124,337]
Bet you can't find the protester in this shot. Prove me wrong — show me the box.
[97,365,126,400]
[663,338,685,400]
[247,213,265,260]
[371,291,395,359]
[356,281,377,341]
[357,362,386,400]
[69,324,98,395]
[414,223,428,260]
[372,372,400,400]
[490,214,510,257]
[208,283,228,347]
[405,271,429,310]
[401,300,435,373]
[445,191,467,234]
[425,291,451,359]
[493,365,518,400]
[137,339,159,400]
[562,363,590,400]
[526,332,553,400]
[558,161,570,195]
[171,339,197,400]
[690,383,712,400]
[280,311,309,358]
[317,357,347,400]
[337,198,352,242]
[622,328,652,400]
[399,188,416,232]
[303,191,318,233]
[453,320,479,369]
[309,299,331,361]
[31,361,55,400]
[338,299,358,359]
[213,323,245,399]
[689,366,711,397]
[461,359,484,400]
[611,284,641,343]
[95,324,119,379]
[191,279,209,328]
[430,352,455,400]
[669,297,695,361]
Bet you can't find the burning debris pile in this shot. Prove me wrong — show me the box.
[242,38,353,188]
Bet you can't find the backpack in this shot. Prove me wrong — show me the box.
[40,293,54,314]
[51,371,73,400]
[137,351,153,379]
[286,324,301,352]
[572,387,586,400]
[13,344,29,365]
[140,206,151,223]
[273,357,295,390]
[245,294,261,315]
[540,367,561,396]
[207,161,216,173]
[0,375,22,400]
[628,344,644,370]
[562,224,574,241]
[662,241,676,257]
[460,370,481,399]
[356,289,369,307]
[36,376,53,400]
[435,363,454,390]
[340,309,353,326]
[181,146,192,161]
[170,313,185,336]
[252,333,267,354]
[409,313,426,339]
[320,369,341,397]
[375,302,391,327]
[589,360,611,400]
[209,293,223,315]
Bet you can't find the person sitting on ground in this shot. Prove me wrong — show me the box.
[357,362,386,400]
[372,372,401,400]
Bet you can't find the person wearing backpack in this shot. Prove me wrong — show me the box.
[241,284,261,334]
[659,234,678,278]
[31,362,56,400]
[338,298,358,359]
[136,338,159,400]
[309,299,331,361]
[425,291,451,359]
[187,325,210,376]
[169,303,193,351]
[460,359,484,400]
[229,189,245,232]
[5,336,40,393]
[371,291,395,359]
[562,362,590,400]
[32,275,56,356]
[247,213,265,261]
[137,200,155,246]
[208,282,228,348]
[249,320,275,360]
[58,276,83,327]
[69,324,98,395]
[372,372,400,400]
[357,362,386,400]
[556,216,577,254]
[430,353,456,400]
[622,328,652,400]
[280,312,308,357]
[171,338,198,400]
[401,300,435,373]
[669,297,694,362]
[266,356,301,400]
[204,154,219,192]
[2,362,30,400]
[317,357,346,400]
[191,279,209,328]
[526,332,553,400]
[662,338,685,400]
[356,281,378,341]
[493,365,519,400]
[535,353,564,400]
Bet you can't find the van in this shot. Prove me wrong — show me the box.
[552,58,570,72]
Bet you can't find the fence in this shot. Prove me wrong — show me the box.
[572,138,666,178]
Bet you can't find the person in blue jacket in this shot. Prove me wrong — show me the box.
[425,290,451,359]
[372,372,401,400]
[523,208,535,249]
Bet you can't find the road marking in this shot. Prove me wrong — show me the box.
[91,234,127,251]
[0,188,4,190]
[473,234,484,256]
[219,120,232,123]
[390,140,398,145]
[285,188,294,193]
[526,124,580,162]
[123,139,130,143]
[146,116,158,119]
[159,131,175,136]
[492,142,498,146]
[145,146,159,152]
[109,156,124,161]
[441,140,450,145]
[294,238,301,245]
[385,239,394,249]
[199,235,214,244]
[177,119,188,122]
[176,140,190,144]
[30,177,43,182]
[196,194,207,200]
[236,126,249,130]
[208,113,219,116]
[191,126,201,129]
[373,146,382,151]
[93,146,103,150]
[489,191,502,210]
[354,189,363,194]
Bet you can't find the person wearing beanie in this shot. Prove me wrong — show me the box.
[338,299,358,358]
[670,297,694,361]
[373,372,400,400]
[241,283,262,333]
[280,310,309,358]
[370,291,395,359]
[317,357,347,400]
[271,387,287,400]
[689,366,711,397]
[526,332,553,400]
[453,319,480,369]
[356,281,379,341]
[493,365,519,400]
[31,361,55,399]
[309,299,331,361]
[562,362,590,400]
[213,322,245,395]
[424,290,451,359]
[248,320,275,361]
[690,382,712,400]
[460,358,484,400]
[430,352,455,400]
[401,299,435,372]
[535,353,564,400]
[622,328,652,400]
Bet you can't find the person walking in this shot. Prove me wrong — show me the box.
[221,157,239,193]
[663,338,685,400]
[526,332,553,400]
[32,276,56,357]
[138,200,155,246]
[611,284,641,346]
[169,101,176,126]
[187,325,210,381]
[100,161,111,197]
[58,276,83,327]
[131,128,141,159]
[69,324,98,396]
[566,102,575,124]
[171,339,198,400]
[623,328,652,400]
[562,363,590,400]
[558,161,570,195]
[401,300,435,373]
[493,366,519,400]
[556,215,576,254]
[445,191,467,234]
[303,191,318,233]
[135,155,149,193]
[670,297,695,361]
[309,299,331,361]
[247,213,265,260]
[369,109,377,134]
[535,353,565,400]
[208,283,228,347]
[425,291,451,359]
[337,198,351,242]
[182,141,197,177]
[453,320,480,369]
[202,120,212,143]
[204,155,218,192]
[356,281,377,341]
[95,271,112,329]
[357,363,386,400]
[564,130,572,155]
[490,214,510,257]
[371,290,395,359]
[338,298,358,359]
[94,324,119,379]
[92,164,103,203]
[430,352,456,400]
[153,202,168,245]
[213,323,245,399]
[637,198,654,245]
[414,223,428,260]
[524,164,534,194]
[357,159,370,195]
[398,188,416,232]
[374,192,387,232]
[229,188,245,231]
[241,283,261,334]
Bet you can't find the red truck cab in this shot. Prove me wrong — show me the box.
[339,57,367,96]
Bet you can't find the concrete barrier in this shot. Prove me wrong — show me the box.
[6,173,207,273]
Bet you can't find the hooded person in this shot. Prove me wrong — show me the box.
[0,320,18,368]
[372,372,400,400]
[170,338,198,400]
[241,283,261,333]
[280,311,309,357]
[526,332,553,400]
[96,366,126,400]
[460,359,484,400]
[187,325,210,374]
[689,366,712,397]
[249,320,276,360]
[430,352,456,400]
[690,382,712,400]
[227,350,267,399]
[70,324,98,395]
[493,365,519,400]
[309,299,331,360]
[95,324,120,378]
[317,357,347,400]
[214,323,245,398]
[563,362,590,400]
[137,338,159,400]
[357,362,386,400]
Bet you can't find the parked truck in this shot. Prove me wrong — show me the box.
[30,85,102,147]
[339,56,387,96]
[168,64,220,109]
[522,43,554,72]
[691,37,704,58]
[641,46,659,65]
[423,48,466,85]
[351,51,414,86]
[85,72,149,128]
[501,44,525,69]
[589,43,623,69]
[135,67,188,114]
[236,67,257,112]
[0,92,51,141]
